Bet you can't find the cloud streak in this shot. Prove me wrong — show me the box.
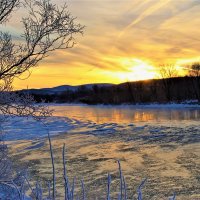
[118,0,172,38]
[6,0,200,88]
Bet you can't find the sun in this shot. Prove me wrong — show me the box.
[117,58,158,82]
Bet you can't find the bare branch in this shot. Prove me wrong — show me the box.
[0,0,83,118]
[0,1,84,198]
[0,0,84,80]
[0,0,19,24]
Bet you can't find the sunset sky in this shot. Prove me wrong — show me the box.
[6,0,200,89]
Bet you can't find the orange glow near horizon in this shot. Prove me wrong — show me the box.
[8,0,200,89]
[13,56,193,90]
[12,58,156,89]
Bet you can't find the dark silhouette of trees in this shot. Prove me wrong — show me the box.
[158,64,178,101]
[27,76,200,105]
[189,63,200,102]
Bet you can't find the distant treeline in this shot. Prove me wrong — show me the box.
[18,76,200,104]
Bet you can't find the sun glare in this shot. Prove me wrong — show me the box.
[117,58,158,82]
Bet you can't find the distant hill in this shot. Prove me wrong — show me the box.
[18,83,115,95]
[16,77,200,104]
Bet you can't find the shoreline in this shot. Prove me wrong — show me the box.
[41,102,200,109]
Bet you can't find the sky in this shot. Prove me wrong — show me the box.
[6,0,200,89]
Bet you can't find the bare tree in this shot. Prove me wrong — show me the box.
[158,64,178,102]
[0,0,83,117]
[0,0,83,80]
[0,0,83,195]
[188,63,200,102]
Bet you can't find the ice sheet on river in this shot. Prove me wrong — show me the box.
[2,115,200,146]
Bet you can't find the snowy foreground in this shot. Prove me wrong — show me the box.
[1,104,200,199]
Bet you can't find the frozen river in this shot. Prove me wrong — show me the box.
[3,104,200,140]
[4,104,200,199]
[52,103,200,124]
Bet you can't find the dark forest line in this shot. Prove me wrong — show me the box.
[17,76,200,105]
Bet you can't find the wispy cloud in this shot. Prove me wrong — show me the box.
[8,0,200,88]
[118,0,172,37]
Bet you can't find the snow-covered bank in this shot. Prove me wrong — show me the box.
[2,116,76,141]
[2,115,200,142]
[2,115,131,141]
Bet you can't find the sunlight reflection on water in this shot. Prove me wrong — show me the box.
[51,104,200,125]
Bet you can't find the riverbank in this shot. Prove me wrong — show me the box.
[9,126,200,199]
